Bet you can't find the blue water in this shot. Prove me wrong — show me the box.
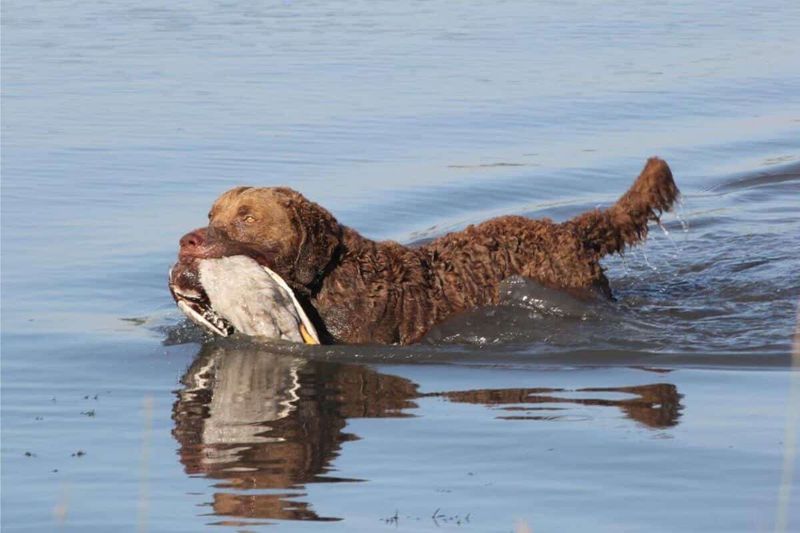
[2,1,799,531]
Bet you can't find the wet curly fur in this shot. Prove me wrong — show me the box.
[181,157,679,345]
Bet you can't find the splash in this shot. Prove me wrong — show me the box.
[675,198,691,234]
[639,247,658,272]
[657,219,681,256]
[619,252,630,275]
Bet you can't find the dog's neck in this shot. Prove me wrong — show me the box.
[310,227,440,344]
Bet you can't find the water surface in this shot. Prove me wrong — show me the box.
[2,0,799,531]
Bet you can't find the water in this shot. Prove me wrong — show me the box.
[2,0,799,531]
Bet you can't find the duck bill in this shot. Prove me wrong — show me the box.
[299,323,319,345]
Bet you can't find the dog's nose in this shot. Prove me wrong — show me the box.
[179,228,208,256]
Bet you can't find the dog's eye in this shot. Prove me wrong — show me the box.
[207,212,212,220]
[243,215,256,224]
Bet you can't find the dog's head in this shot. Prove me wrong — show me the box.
[180,187,343,293]
[168,187,341,342]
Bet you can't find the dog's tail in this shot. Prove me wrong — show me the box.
[565,157,679,258]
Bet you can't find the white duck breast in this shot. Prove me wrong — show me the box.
[197,256,319,344]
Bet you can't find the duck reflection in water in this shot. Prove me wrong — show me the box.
[172,343,683,524]
[173,343,418,523]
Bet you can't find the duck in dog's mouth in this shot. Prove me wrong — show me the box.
[169,256,319,344]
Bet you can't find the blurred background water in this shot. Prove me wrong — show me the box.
[2,0,799,531]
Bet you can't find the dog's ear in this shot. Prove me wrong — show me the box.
[279,189,342,290]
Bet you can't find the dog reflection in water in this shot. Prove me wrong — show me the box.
[172,344,682,524]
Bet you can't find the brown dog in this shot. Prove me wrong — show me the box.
[172,157,678,344]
